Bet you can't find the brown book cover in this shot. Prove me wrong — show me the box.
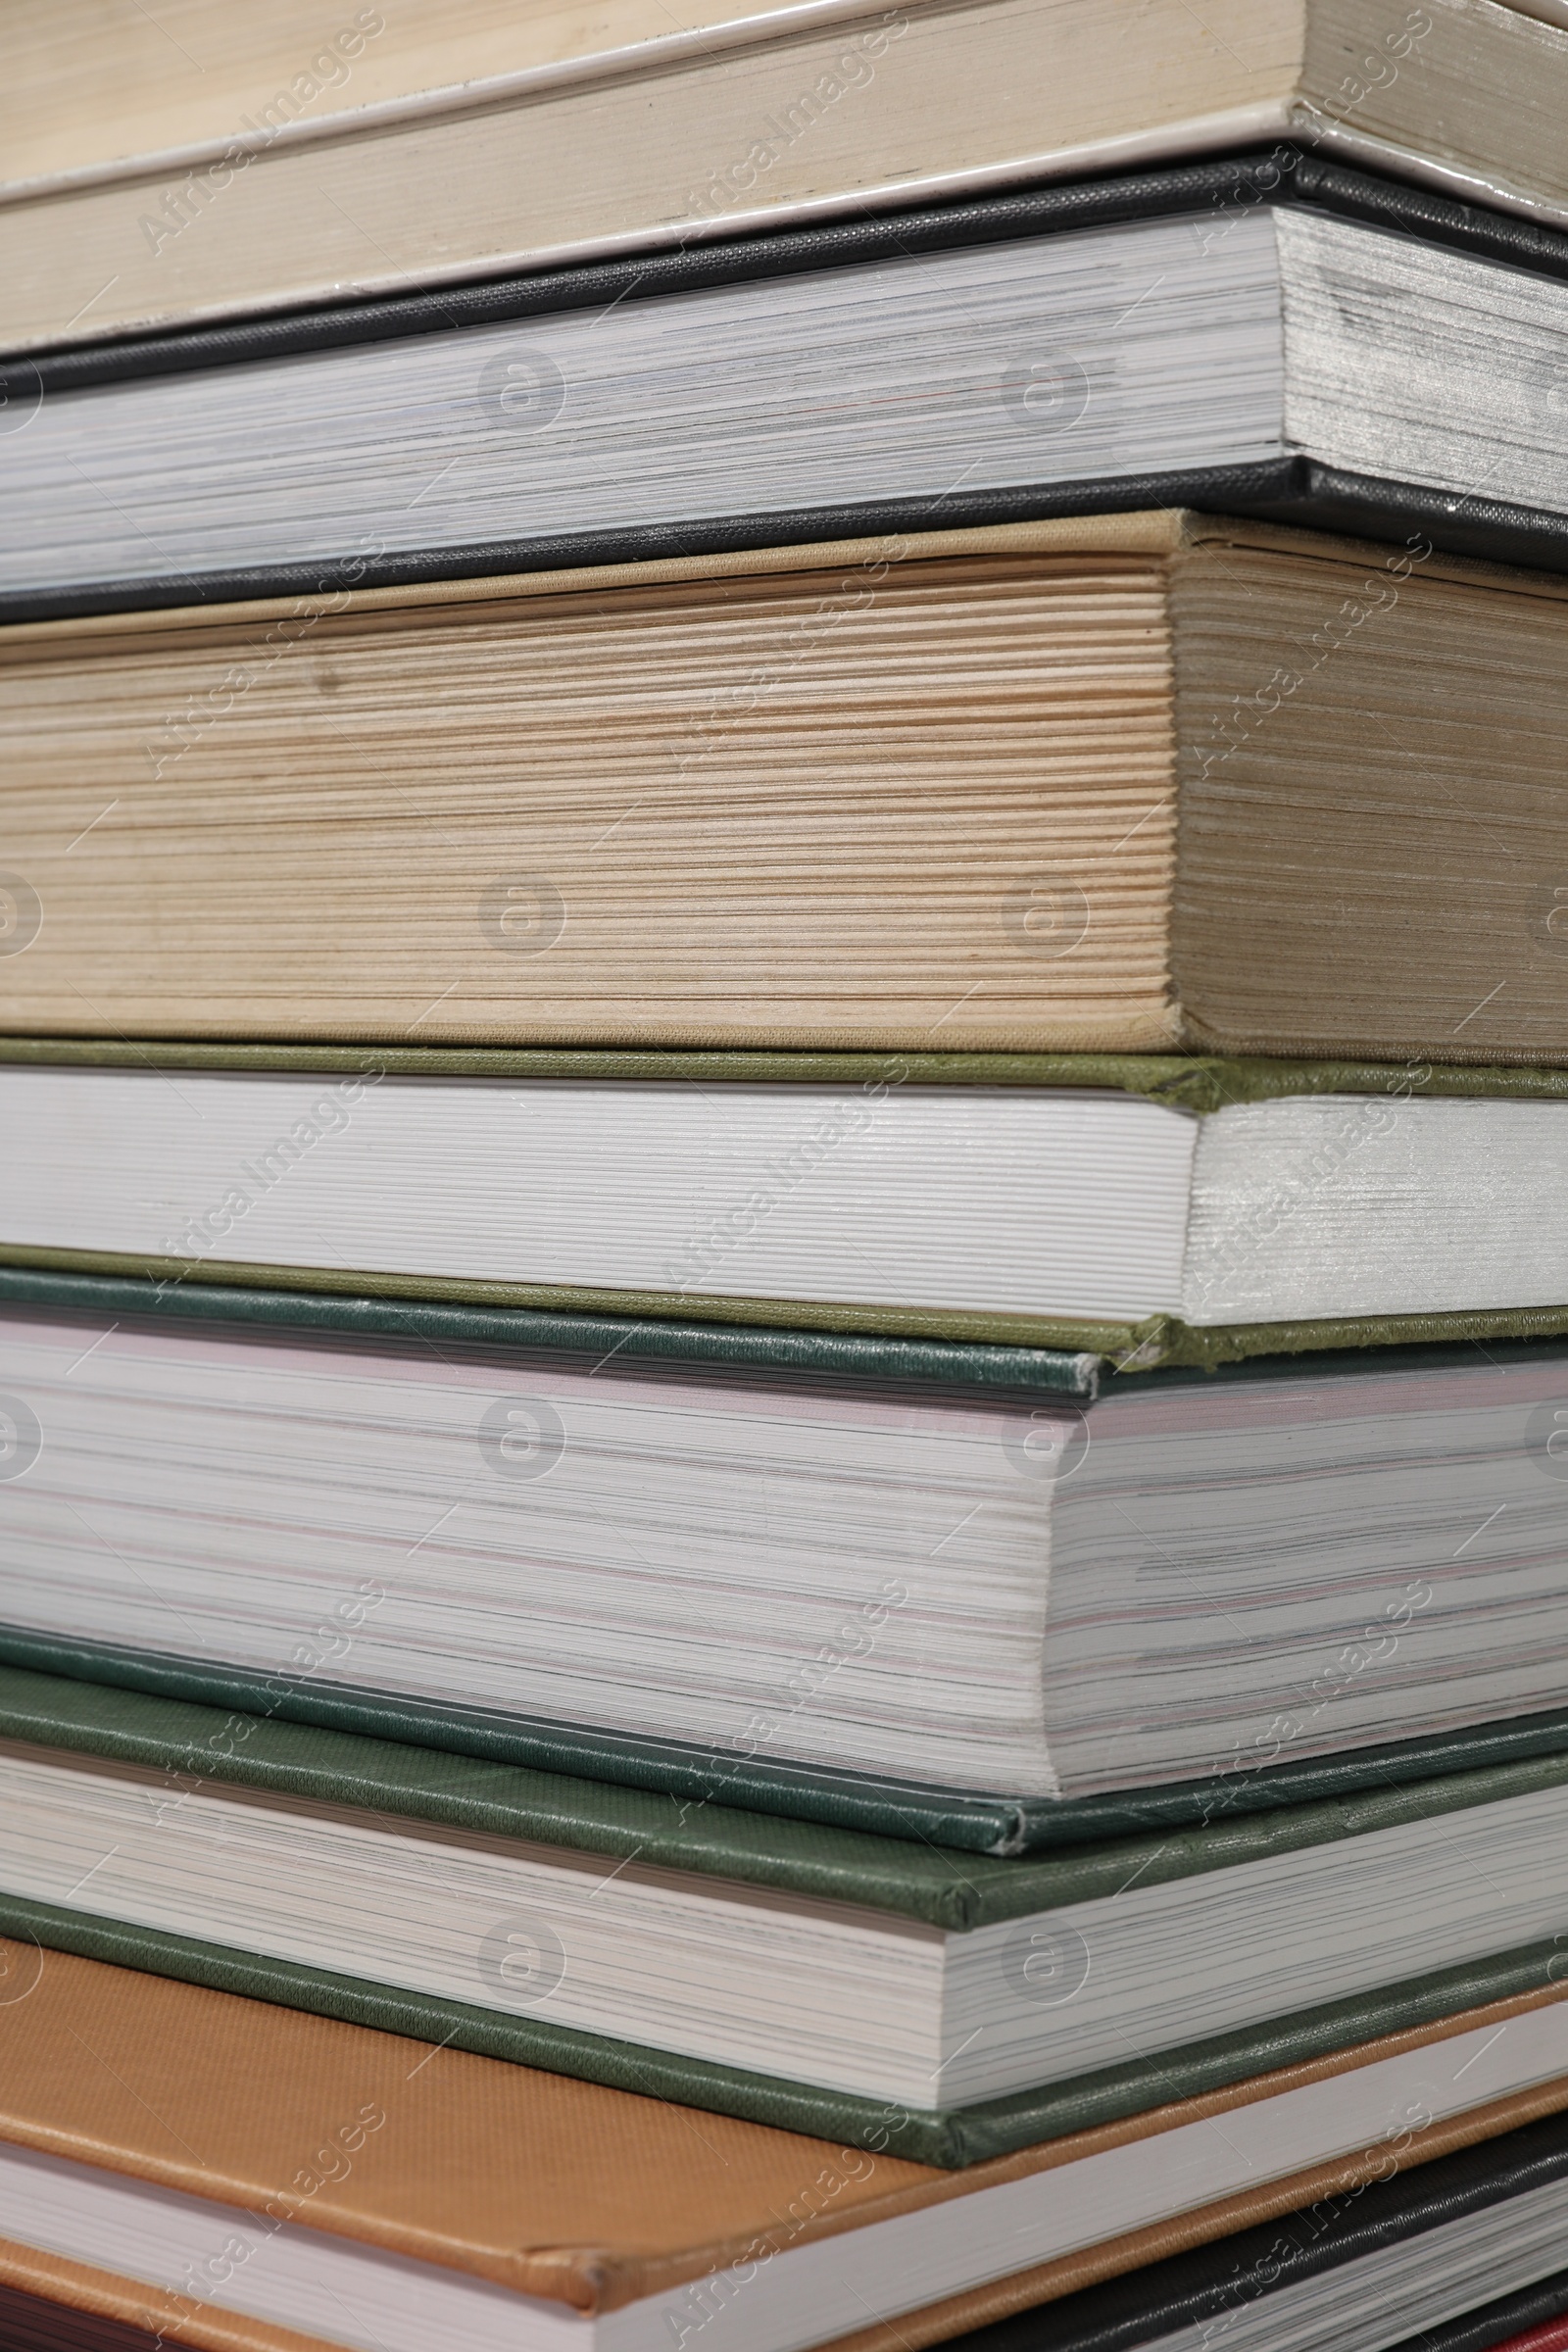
[4,1938,1568,2352]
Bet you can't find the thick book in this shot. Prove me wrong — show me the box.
[939,2111,1568,2352]
[7,1275,1568,1832]
[6,1666,1568,2162]
[3,6,1568,360]
[0,1940,1566,2352]
[7,1049,1568,1364]
[6,514,1568,1064]
[15,153,1568,623]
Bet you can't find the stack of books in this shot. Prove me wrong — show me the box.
[5,3,1568,2348]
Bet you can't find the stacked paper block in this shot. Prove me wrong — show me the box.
[4,3,1568,2347]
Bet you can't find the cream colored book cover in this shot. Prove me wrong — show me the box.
[2,1,1567,353]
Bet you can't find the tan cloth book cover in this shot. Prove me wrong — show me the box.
[3,1940,1568,2351]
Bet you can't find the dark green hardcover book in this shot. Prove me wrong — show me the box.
[4,1665,1568,2168]
[6,1258,1568,1852]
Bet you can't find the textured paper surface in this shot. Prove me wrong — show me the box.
[0,549,1181,1052]
[4,520,1568,1058]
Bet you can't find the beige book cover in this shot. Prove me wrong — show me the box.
[2,0,1567,354]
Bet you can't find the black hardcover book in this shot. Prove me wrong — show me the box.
[9,150,1568,621]
[948,2111,1568,2352]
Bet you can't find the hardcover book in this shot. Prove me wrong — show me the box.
[7,1051,1568,1362]
[3,5,1567,358]
[0,1939,1565,2352]
[1468,2318,1568,2352]
[4,1280,1568,1831]
[13,157,1568,622]
[3,1668,1568,2161]
[937,2111,1568,2352]
[5,515,1568,1064]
